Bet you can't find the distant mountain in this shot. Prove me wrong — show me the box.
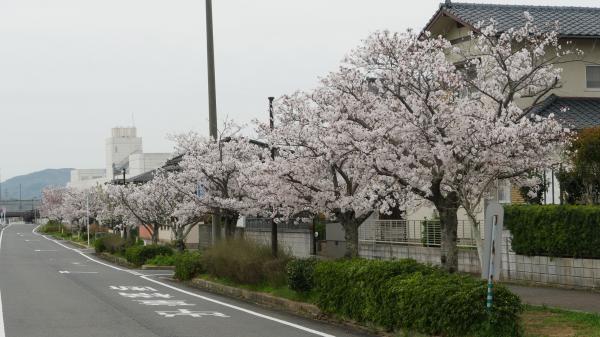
[1,168,73,200]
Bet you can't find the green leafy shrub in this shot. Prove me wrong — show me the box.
[201,239,291,285]
[94,234,131,255]
[286,258,318,292]
[505,204,600,258]
[40,221,65,234]
[313,259,522,337]
[125,244,173,266]
[174,251,204,281]
[146,254,177,266]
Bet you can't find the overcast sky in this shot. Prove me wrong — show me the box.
[1,0,599,180]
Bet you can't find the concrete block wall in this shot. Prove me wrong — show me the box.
[501,231,600,289]
[245,230,313,258]
[359,242,481,274]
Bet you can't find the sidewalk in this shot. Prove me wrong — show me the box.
[507,284,600,313]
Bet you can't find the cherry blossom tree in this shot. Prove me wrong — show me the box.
[252,84,396,258]
[109,170,203,248]
[40,186,67,223]
[266,15,573,270]
[340,16,573,271]
[174,121,264,240]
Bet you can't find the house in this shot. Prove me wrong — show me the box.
[426,1,600,204]
[356,1,600,267]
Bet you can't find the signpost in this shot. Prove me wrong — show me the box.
[482,200,504,310]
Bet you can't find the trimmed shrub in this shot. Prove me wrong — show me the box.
[201,239,291,285]
[313,259,522,337]
[94,237,107,253]
[125,244,173,266]
[146,254,177,266]
[174,251,204,281]
[286,258,318,292]
[505,204,600,258]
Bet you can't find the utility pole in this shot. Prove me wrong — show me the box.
[206,0,220,245]
[268,97,278,257]
[19,184,22,210]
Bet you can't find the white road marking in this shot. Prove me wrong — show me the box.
[119,292,172,299]
[32,225,336,337]
[58,271,98,274]
[110,286,157,291]
[35,250,57,252]
[155,309,229,318]
[24,240,39,242]
[136,300,195,307]
[0,224,12,337]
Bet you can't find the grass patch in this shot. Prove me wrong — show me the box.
[523,305,600,337]
[196,274,318,304]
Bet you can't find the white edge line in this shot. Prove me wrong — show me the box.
[31,225,335,337]
[0,224,12,337]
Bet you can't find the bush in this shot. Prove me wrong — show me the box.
[40,221,65,234]
[93,234,132,255]
[125,244,173,266]
[286,258,318,292]
[146,254,177,266]
[505,204,600,258]
[313,259,522,337]
[174,251,204,281]
[201,239,291,285]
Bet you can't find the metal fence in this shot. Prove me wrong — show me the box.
[359,219,480,248]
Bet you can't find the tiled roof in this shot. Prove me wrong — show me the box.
[534,94,600,130]
[427,2,600,38]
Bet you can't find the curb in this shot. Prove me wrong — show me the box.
[142,265,175,270]
[184,278,388,336]
[188,278,322,318]
[95,252,138,269]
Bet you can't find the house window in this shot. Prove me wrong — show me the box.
[498,179,511,204]
[586,65,600,89]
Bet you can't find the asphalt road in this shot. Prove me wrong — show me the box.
[0,223,370,337]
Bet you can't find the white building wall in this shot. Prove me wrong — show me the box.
[105,127,142,179]
[129,153,172,177]
[68,169,107,189]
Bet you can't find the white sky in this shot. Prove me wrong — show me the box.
[1,0,599,180]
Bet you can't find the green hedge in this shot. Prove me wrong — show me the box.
[125,245,173,266]
[286,258,317,293]
[505,205,600,258]
[314,259,522,337]
[174,251,204,281]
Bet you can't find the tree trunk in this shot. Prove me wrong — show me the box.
[222,212,238,240]
[271,218,278,257]
[342,220,359,258]
[151,224,160,244]
[434,194,460,273]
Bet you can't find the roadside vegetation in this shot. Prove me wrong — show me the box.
[174,239,522,337]
[523,305,600,337]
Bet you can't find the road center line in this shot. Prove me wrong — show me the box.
[31,225,336,337]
